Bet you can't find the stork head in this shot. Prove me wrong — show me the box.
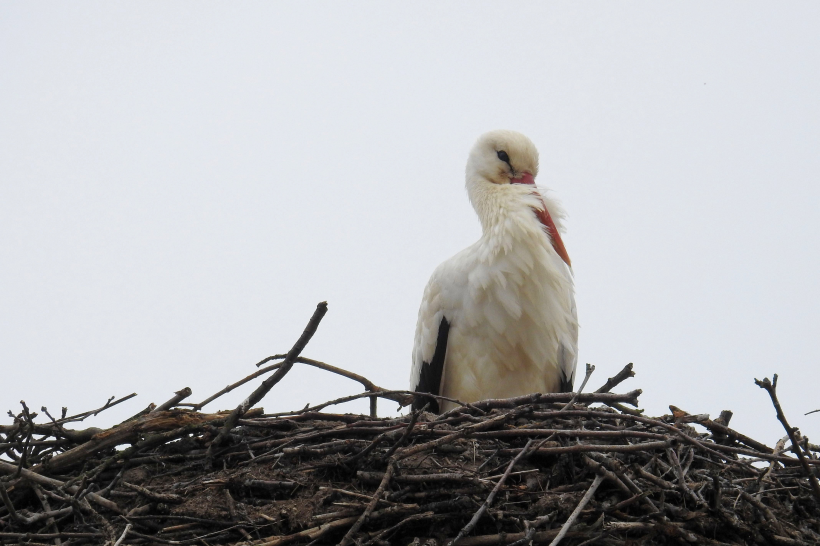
[465,130,572,267]
[466,129,540,186]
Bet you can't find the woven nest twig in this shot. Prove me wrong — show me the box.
[1,302,819,546]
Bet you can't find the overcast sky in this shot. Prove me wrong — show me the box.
[2,3,818,448]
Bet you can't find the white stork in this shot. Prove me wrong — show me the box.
[410,130,578,413]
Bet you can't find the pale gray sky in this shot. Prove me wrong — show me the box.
[2,3,818,447]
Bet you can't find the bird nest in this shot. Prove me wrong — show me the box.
[2,303,819,546]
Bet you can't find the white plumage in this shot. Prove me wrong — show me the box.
[410,130,578,413]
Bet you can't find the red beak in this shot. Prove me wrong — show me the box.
[511,172,536,186]
[511,172,572,268]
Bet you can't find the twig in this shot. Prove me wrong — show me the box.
[666,447,703,507]
[0,460,122,514]
[256,354,410,408]
[31,483,61,546]
[461,390,642,411]
[739,491,784,535]
[0,481,18,520]
[548,474,605,546]
[755,374,820,501]
[337,462,396,546]
[210,301,329,450]
[55,393,138,424]
[113,524,132,546]
[450,438,535,545]
[383,403,427,459]
[507,512,556,546]
[594,362,634,393]
[561,363,595,410]
[362,511,436,546]
[758,435,788,497]
[670,405,772,453]
[121,481,184,503]
[191,363,283,410]
[152,388,193,413]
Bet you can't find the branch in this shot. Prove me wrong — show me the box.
[151,387,192,413]
[337,462,395,546]
[210,302,328,450]
[192,362,284,410]
[256,354,410,408]
[548,474,605,546]
[594,363,635,393]
[450,439,536,545]
[560,363,595,410]
[755,374,820,501]
[56,393,137,424]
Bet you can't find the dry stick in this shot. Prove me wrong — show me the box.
[151,388,193,413]
[191,362,283,410]
[758,435,788,497]
[548,474,605,546]
[594,362,635,393]
[669,405,772,453]
[755,374,820,501]
[262,390,638,420]
[560,363,595,411]
[15,402,34,477]
[0,457,122,515]
[256,354,411,410]
[362,511,436,546]
[55,393,138,424]
[121,481,184,503]
[370,395,378,419]
[585,452,658,514]
[507,512,556,546]
[583,456,632,496]
[666,447,703,507]
[337,462,396,546]
[292,356,392,415]
[450,438,536,546]
[464,390,642,411]
[31,483,61,546]
[383,403,426,459]
[806,408,819,415]
[256,390,395,418]
[1,480,73,527]
[113,524,132,546]
[210,301,328,451]
[547,409,765,468]
[739,491,785,535]
[0,534,101,541]
[0,482,18,520]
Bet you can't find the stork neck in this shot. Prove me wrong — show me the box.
[468,179,544,251]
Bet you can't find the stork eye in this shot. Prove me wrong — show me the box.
[497,150,510,164]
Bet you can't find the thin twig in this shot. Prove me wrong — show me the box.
[56,393,138,424]
[561,363,595,410]
[594,363,635,393]
[548,474,605,546]
[383,403,427,459]
[337,462,396,546]
[450,439,535,545]
[192,362,284,410]
[113,524,132,546]
[210,301,329,450]
[152,388,192,413]
[256,354,410,408]
[755,374,820,501]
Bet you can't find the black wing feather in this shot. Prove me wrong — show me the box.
[559,369,574,393]
[412,317,450,413]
